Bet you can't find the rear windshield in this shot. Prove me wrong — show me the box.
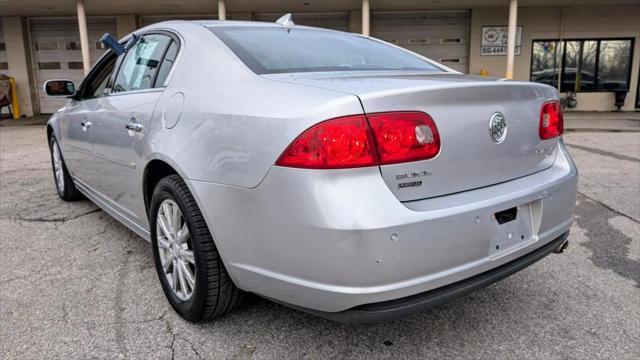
[208,26,445,75]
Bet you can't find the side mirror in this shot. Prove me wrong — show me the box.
[44,79,76,97]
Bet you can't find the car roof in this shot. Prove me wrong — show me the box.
[194,20,286,28]
[142,19,342,34]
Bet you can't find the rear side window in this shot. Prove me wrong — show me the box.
[208,27,444,74]
[155,41,179,87]
[112,34,171,92]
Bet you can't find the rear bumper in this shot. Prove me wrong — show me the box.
[279,231,569,324]
[187,141,578,315]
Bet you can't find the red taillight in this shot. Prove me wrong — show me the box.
[276,115,377,169]
[368,112,440,165]
[539,100,563,140]
[276,112,441,169]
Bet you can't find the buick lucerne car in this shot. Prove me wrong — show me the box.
[45,18,578,323]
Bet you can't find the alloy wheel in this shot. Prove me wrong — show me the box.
[52,141,65,194]
[156,199,196,301]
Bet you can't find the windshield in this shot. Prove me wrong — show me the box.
[208,26,445,75]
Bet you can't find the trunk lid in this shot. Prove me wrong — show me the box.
[264,72,560,201]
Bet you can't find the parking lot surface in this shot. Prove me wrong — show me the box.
[1,121,638,359]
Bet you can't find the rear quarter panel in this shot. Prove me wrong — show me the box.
[144,23,363,188]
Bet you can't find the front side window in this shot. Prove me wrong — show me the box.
[77,54,117,99]
[531,38,634,92]
[208,27,444,74]
[112,34,172,92]
[87,57,117,97]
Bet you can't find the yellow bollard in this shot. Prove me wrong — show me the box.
[8,77,20,119]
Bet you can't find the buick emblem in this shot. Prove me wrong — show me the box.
[489,112,507,144]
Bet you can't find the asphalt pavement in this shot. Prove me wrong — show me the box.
[0,116,638,359]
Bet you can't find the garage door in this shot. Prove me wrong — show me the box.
[372,11,469,73]
[0,20,7,71]
[141,15,215,28]
[30,18,116,113]
[140,14,253,28]
[254,12,349,31]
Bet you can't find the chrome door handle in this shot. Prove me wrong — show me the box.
[80,121,92,132]
[125,123,143,132]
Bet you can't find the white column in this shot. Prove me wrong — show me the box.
[361,0,370,36]
[505,0,518,79]
[218,0,227,20]
[1,17,36,116]
[76,0,91,75]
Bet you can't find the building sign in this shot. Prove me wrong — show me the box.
[481,26,522,56]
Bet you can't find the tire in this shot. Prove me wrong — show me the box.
[49,136,82,201]
[150,174,242,322]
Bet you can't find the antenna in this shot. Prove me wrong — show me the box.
[275,13,295,27]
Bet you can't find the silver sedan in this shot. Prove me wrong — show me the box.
[44,18,577,323]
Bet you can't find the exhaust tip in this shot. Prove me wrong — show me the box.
[553,239,569,254]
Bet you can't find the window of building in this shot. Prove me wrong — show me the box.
[65,42,80,50]
[531,38,634,92]
[38,62,61,70]
[35,42,58,51]
[597,40,633,91]
[68,62,84,70]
